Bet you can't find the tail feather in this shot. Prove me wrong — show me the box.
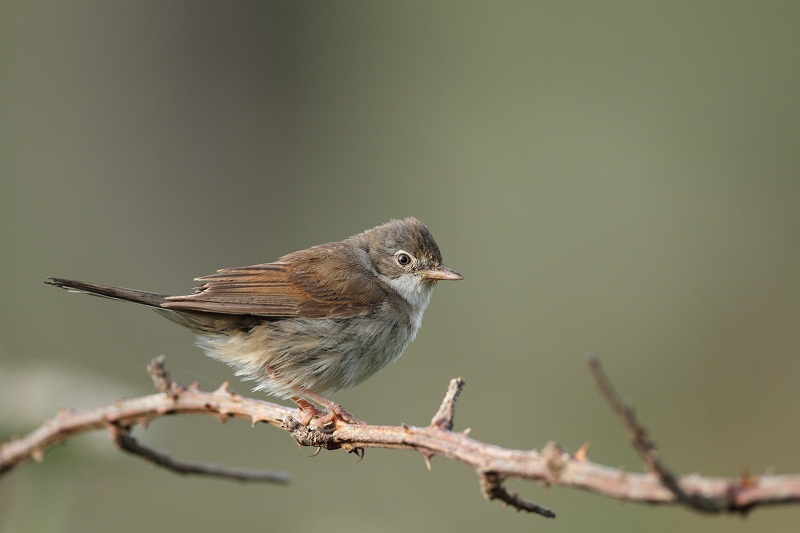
[44,277,168,308]
[45,277,260,333]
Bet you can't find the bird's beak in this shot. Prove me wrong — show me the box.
[420,265,463,281]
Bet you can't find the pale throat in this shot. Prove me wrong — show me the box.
[386,274,434,333]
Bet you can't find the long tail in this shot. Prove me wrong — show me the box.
[44,277,168,307]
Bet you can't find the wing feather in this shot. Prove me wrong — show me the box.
[162,245,387,318]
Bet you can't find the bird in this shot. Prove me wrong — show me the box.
[45,217,462,429]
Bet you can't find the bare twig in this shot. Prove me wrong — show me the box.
[3,356,800,518]
[430,377,464,430]
[480,470,556,518]
[147,355,174,394]
[587,354,754,514]
[108,424,289,483]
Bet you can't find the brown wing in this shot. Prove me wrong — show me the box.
[162,244,387,319]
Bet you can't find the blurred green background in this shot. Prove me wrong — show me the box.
[2,2,799,532]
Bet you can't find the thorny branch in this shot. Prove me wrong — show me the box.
[3,356,800,519]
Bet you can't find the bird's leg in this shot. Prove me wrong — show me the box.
[266,367,364,431]
[266,366,363,430]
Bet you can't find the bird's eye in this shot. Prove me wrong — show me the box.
[395,251,413,266]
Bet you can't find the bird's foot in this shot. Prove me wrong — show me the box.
[292,397,364,432]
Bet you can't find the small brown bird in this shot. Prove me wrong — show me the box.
[46,217,462,428]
